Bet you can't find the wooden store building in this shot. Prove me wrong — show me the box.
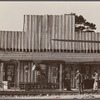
[0,14,100,91]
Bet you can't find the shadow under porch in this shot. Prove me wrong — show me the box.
[0,60,65,91]
[0,53,100,91]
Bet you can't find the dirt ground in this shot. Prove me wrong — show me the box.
[0,94,100,99]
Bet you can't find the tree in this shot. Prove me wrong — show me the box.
[84,22,96,30]
[75,14,96,32]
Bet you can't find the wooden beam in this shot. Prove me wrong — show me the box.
[59,64,63,91]
[17,62,20,88]
[0,63,3,88]
[52,39,100,43]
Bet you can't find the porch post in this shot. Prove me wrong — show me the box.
[0,63,3,88]
[59,64,63,91]
[17,62,20,89]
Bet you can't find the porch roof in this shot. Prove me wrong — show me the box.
[0,51,100,63]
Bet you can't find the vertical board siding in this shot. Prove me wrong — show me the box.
[91,32,94,52]
[86,32,88,52]
[97,33,100,51]
[54,15,57,50]
[72,15,75,51]
[1,31,3,48]
[88,32,91,52]
[52,15,55,51]
[99,33,100,52]
[4,31,7,50]
[6,31,8,49]
[0,32,1,48]
[17,32,19,51]
[39,15,41,51]
[31,63,33,82]
[0,14,100,53]
[15,32,18,50]
[8,31,11,49]
[23,14,75,52]
[58,15,61,52]
[28,15,31,52]
[69,14,72,51]
[0,31,22,51]
[24,15,28,51]
[90,32,92,51]
[2,31,4,49]
[31,15,34,51]
[35,15,37,51]
[75,31,100,53]
[12,32,13,50]
[45,15,48,51]
[19,62,35,83]
[95,33,97,52]
[61,15,65,50]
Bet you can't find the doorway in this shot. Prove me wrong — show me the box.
[3,63,15,89]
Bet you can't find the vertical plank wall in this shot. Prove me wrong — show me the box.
[23,14,75,52]
[75,31,100,52]
[0,14,100,53]
[0,31,22,51]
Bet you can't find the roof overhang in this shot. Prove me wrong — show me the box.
[0,51,100,63]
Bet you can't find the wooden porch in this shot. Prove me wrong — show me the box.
[0,51,100,91]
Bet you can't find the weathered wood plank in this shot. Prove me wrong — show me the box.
[59,64,63,91]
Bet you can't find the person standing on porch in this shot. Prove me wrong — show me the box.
[75,70,83,94]
[92,70,99,91]
[63,71,71,91]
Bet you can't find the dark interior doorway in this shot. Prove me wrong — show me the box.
[3,63,15,89]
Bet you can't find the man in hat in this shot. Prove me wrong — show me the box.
[76,70,83,94]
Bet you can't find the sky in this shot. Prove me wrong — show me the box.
[0,1,100,32]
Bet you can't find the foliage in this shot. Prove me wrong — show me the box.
[75,14,96,32]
